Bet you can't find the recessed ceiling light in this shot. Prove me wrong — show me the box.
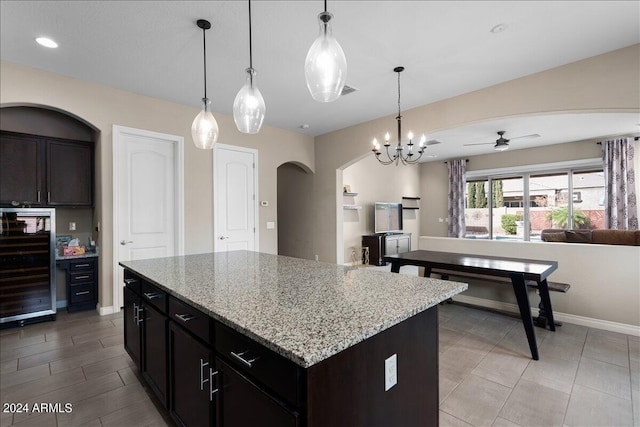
[36,37,58,48]
[300,124,310,129]
[490,24,508,34]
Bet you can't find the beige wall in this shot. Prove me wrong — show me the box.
[342,154,420,264]
[314,44,640,262]
[0,60,314,310]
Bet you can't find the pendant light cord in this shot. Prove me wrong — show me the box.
[397,70,402,145]
[397,71,401,118]
[324,0,327,13]
[202,26,207,99]
[249,0,253,69]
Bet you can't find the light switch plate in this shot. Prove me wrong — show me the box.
[385,354,397,391]
[266,221,275,229]
[69,222,76,231]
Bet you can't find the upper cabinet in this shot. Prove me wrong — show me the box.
[0,131,94,207]
[0,132,43,205]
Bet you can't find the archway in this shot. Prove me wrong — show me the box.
[277,161,314,259]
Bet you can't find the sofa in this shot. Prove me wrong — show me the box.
[540,228,640,246]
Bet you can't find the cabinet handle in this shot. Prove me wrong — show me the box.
[230,351,259,368]
[136,307,144,325]
[47,192,51,203]
[37,191,41,203]
[209,369,219,401]
[75,291,90,296]
[74,275,90,280]
[174,313,195,323]
[124,278,138,286]
[143,292,161,300]
[200,359,209,391]
[133,303,139,323]
[75,263,90,268]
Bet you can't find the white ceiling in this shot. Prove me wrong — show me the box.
[1,1,639,161]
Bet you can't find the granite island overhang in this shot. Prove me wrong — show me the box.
[120,251,467,426]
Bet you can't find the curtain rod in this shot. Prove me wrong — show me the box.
[444,159,469,164]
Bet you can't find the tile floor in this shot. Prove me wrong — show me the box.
[0,302,638,426]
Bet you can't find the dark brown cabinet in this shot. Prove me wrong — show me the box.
[169,321,216,427]
[123,273,169,408]
[362,233,411,266]
[0,131,93,207]
[0,133,43,205]
[58,257,98,313]
[47,140,92,206]
[217,357,299,427]
[143,303,168,406]
[123,285,142,367]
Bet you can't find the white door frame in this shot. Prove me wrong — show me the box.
[213,143,259,252]
[112,125,185,313]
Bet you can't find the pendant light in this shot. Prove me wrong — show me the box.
[233,0,266,134]
[304,0,347,103]
[191,19,219,150]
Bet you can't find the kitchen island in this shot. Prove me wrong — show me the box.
[120,251,467,427]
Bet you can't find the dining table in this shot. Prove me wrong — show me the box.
[384,249,559,360]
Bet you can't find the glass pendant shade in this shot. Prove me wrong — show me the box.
[305,12,347,103]
[233,68,265,134]
[191,98,219,150]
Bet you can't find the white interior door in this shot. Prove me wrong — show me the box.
[214,144,258,252]
[113,125,184,311]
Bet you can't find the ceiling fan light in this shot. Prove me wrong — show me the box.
[305,11,347,103]
[494,144,509,151]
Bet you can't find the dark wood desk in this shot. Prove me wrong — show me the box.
[384,250,559,360]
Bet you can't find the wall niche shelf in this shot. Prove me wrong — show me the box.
[402,196,420,210]
[343,191,361,210]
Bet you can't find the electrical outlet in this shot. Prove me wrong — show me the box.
[314,254,319,261]
[69,222,76,231]
[385,354,397,391]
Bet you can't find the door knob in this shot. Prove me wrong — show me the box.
[120,240,134,245]
[218,236,229,240]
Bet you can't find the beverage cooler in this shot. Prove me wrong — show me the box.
[0,208,57,327]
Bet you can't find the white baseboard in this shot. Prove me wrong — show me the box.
[97,304,117,316]
[452,294,640,337]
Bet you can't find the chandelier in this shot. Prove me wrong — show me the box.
[372,66,427,165]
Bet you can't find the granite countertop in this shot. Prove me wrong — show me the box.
[120,251,467,368]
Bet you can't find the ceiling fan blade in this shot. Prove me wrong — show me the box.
[509,133,541,140]
[463,142,494,146]
[425,139,441,146]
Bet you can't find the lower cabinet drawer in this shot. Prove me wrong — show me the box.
[69,259,95,271]
[169,297,211,343]
[69,282,96,304]
[70,270,95,284]
[215,322,303,407]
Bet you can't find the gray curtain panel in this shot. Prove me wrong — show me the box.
[601,137,638,230]
[447,159,467,237]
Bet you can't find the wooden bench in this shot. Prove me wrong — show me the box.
[431,268,570,328]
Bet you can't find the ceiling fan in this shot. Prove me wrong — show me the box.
[464,131,540,151]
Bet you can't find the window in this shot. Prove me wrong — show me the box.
[463,161,604,241]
